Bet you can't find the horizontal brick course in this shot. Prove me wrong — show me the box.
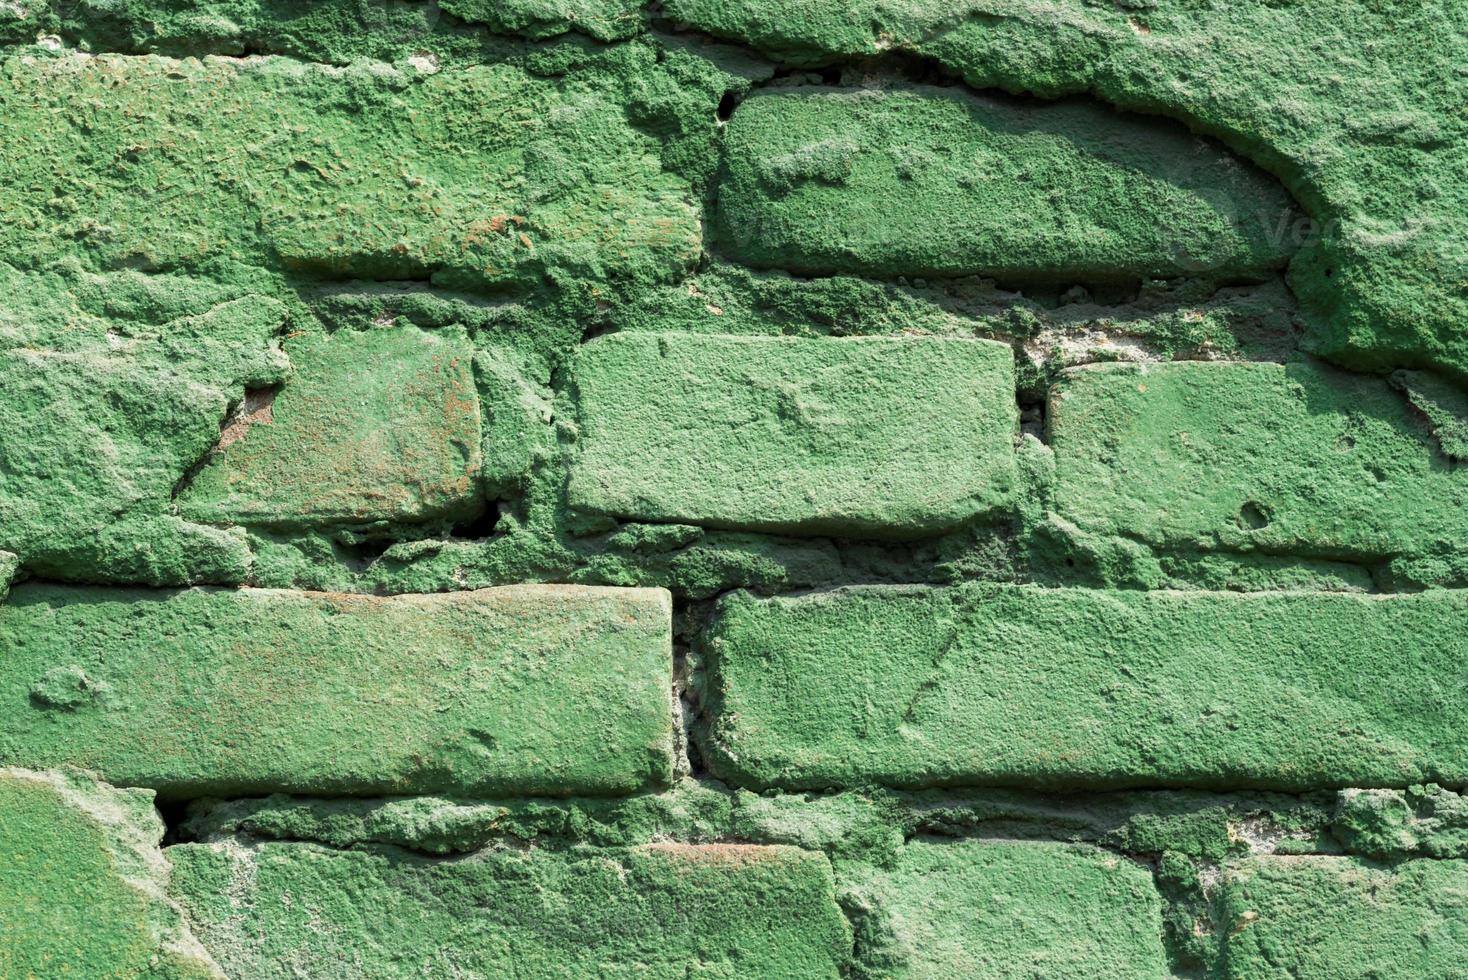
[569,332,1017,538]
[0,584,674,797]
[0,54,698,289]
[718,87,1298,281]
[698,584,1468,791]
[169,841,851,978]
[847,839,1169,978]
[1049,360,1468,559]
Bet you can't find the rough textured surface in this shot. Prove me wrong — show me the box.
[0,52,698,293]
[843,840,1169,978]
[0,1,1464,974]
[569,333,1017,537]
[180,325,483,530]
[1220,856,1468,979]
[0,767,220,978]
[1050,360,1468,565]
[669,0,1468,381]
[720,87,1298,282]
[168,841,851,978]
[0,273,286,585]
[0,584,674,797]
[1329,785,1468,861]
[698,585,1468,791]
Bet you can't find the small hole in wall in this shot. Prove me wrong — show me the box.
[716,90,738,122]
[155,798,191,845]
[1236,501,1271,531]
[450,505,499,541]
[337,537,392,567]
[1018,394,1046,442]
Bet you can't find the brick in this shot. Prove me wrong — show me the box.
[568,333,1017,537]
[718,87,1297,281]
[847,839,1168,978]
[0,344,255,586]
[0,584,674,797]
[441,0,645,40]
[169,841,851,978]
[1220,856,1468,978]
[0,54,698,290]
[475,347,551,498]
[698,584,1468,791]
[180,326,483,528]
[1048,360,1468,559]
[0,767,219,978]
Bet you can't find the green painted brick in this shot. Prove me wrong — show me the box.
[0,52,698,291]
[1049,360,1468,560]
[1221,856,1468,979]
[441,0,646,40]
[698,584,1468,792]
[568,333,1017,538]
[168,841,852,978]
[0,551,16,603]
[180,326,483,529]
[718,87,1297,282]
[846,839,1168,978]
[0,767,221,979]
[669,0,1468,381]
[0,584,674,797]
[476,347,552,499]
[0,343,255,586]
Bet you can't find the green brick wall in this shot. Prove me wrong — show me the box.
[0,2,1464,976]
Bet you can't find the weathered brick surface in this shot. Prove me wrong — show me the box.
[168,841,851,978]
[569,333,1017,537]
[0,330,263,585]
[1,1,1465,974]
[719,87,1298,281]
[698,585,1468,791]
[0,584,674,797]
[1049,360,1468,561]
[0,53,698,290]
[180,325,483,528]
[845,840,1170,978]
[1220,856,1468,978]
[0,768,220,978]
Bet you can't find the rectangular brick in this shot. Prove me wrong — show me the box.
[0,584,674,797]
[1221,856,1468,978]
[568,332,1017,538]
[697,584,1468,791]
[847,840,1168,978]
[179,325,483,528]
[0,342,253,586]
[1048,360,1468,559]
[0,54,697,290]
[169,841,851,978]
[718,88,1296,281]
